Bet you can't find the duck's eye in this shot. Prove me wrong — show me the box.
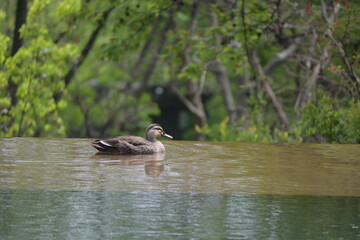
[153,127,163,132]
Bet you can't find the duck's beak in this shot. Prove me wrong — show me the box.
[162,133,173,139]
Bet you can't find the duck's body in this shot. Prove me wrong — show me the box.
[92,124,173,154]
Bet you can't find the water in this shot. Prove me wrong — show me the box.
[0,138,359,239]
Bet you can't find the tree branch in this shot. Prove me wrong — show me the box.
[170,85,205,120]
[138,5,178,94]
[181,1,200,69]
[171,1,207,140]
[54,7,114,102]
[130,16,161,80]
[264,36,304,75]
[209,10,238,123]
[250,50,289,130]
[327,31,360,98]
[320,1,360,97]
[65,7,113,87]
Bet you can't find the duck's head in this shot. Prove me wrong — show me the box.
[146,123,173,142]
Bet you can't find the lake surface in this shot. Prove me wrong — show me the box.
[0,138,359,239]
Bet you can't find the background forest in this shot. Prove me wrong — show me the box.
[0,0,359,143]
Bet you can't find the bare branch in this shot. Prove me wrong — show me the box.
[320,2,360,97]
[170,85,205,120]
[295,38,331,109]
[326,30,360,97]
[250,50,289,130]
[264,36,304,75]
[196,65,208,100]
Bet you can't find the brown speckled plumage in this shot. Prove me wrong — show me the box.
[91,124,173,154]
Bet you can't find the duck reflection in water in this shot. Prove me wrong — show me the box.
[92,152,167,178]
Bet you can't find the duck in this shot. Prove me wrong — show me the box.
[91,123,173,154]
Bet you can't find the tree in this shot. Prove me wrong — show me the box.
[1,0,79,136]
[1,0,359,143]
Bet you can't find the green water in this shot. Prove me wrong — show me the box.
[1,190,359,239]
[0,138,359,239]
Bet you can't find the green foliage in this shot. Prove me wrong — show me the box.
[197,93,301,143]
[1,0,359,142]
[299,96,360,143]
[1,36,78,136]
[56,0,81,19]
[197,94,360,144]
[0,1,79,137]
[196,116,300,143]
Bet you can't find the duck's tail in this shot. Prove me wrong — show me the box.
[91,140,119,152]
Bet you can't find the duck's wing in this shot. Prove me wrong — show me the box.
[92,136,153,154]
[92,139,119,152]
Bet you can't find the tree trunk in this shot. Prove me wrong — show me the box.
[171,2,208,140]
[209,10,238,124]
[250,50,290,130]
[236,65,250,120]
[8,0,27,106]
[210,61,237,123]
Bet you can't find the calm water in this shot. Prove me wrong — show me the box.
[0,138,359,239]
